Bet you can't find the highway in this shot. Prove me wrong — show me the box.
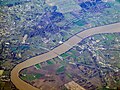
[11,23,120,90]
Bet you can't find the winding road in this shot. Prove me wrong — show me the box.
[11,23,120,90]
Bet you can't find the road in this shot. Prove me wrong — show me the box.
[11,23,120,90]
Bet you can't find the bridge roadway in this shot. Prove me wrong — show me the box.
[11,23,120,90]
